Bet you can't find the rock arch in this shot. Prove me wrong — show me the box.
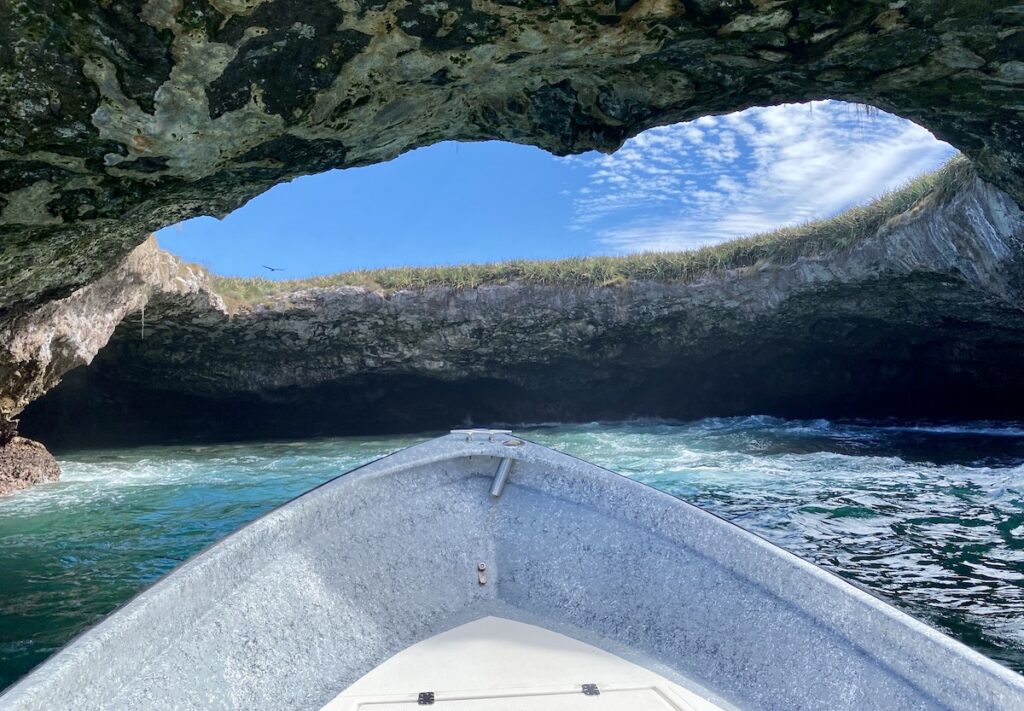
[2,0,1023,319]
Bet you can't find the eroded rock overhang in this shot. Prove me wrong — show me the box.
[2,0,1024,323]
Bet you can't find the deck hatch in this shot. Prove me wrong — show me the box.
[351,686,693,709]
[325,617,717,711]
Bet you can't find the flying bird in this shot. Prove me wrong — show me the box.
[262,265,285,272]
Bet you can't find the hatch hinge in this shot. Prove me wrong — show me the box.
[582,683,600,696]
[417,691,435,705]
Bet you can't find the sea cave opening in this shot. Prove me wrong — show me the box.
[19,100,1024,451]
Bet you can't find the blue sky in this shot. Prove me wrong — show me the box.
[158,100,956,279]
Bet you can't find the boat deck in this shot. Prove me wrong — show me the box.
[324,617,728,710]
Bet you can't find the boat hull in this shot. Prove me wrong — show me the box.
[3,432,1023,710]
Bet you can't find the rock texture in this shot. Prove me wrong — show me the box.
[2,0,1024,324]
[0,237,218,436]
[18,170,1024,448]
[0,437,60,496]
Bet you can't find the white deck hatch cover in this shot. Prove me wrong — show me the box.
[324,617,726,711]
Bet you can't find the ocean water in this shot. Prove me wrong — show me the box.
[2,417,1024,691]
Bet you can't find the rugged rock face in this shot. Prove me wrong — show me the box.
[0,237,218,436]
[2,0,1024,325]
[0,437,60,496]
[18,171,1024,448]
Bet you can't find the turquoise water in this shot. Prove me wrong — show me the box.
[2,417,1024,691]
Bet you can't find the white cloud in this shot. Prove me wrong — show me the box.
[566,100,957,253]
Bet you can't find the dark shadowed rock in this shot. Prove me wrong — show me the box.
[0,437,59,496]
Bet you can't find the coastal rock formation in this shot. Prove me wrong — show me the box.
[0,437,60,496]
[0,237,217,459]
[2,0,1024,326]
[0,237,217,427]
[18,165,1024,447]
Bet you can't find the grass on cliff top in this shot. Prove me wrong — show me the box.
[210,156,972,310]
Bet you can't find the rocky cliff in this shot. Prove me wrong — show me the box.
[0,237,217,488]
[0,237,218,437]
[15,164,1024,449]
[2,0,1024,330]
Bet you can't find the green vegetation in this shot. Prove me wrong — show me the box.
[209,156,972,310]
